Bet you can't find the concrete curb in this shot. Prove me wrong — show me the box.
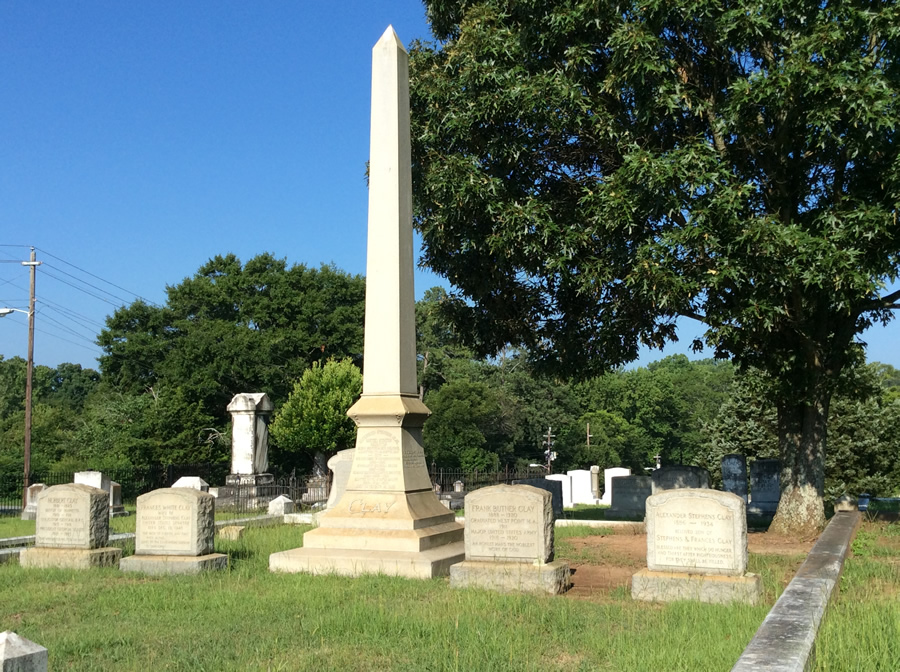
[731,511,860,672]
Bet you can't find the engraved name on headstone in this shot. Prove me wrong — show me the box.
[646,489,747,576]
[135,488,215,557]
[464,485,553,563]
[35,484,109,550]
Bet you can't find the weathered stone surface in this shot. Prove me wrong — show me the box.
[19,547,121,570]
[0,631,48,672]
[135,488,215,556]
[545,474,573,508]
[511,478,563,519]
[270,545,464,579]
[267,495,294,515]
[631,569,762,605]
[74,470,110,494]
[119,553,228,576]
[721,454,748,502]
[20,484,45,521]
[600,467,631,505]
[450,560,570,595]
[731,512,860,672]
[590,465,600,498]
[645,489,748,576]
[749,459,780,514]
[834,495,857,512]
[227,392,274,475]
[218,525,244,541]
[269,28,464,579]
[650,466,710,494]
[464,485,554,563]
[605,475,651,519]
[171,477,209,492]
[35,484,109,550]
[325,448,354,511]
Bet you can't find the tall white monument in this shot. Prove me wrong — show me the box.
[269,27,464,578]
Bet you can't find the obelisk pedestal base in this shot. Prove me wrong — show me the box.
[270,541,465,579]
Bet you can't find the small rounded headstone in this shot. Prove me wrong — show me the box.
[834,495,857,513]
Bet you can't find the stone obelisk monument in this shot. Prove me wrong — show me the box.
[269,26,464,578]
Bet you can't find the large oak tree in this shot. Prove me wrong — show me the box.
[410,0,900,534]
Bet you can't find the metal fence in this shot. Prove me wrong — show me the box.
[427,466,546,493]
[1,463,545,517]
[0,463,331,517]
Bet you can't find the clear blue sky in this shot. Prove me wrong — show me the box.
[1,1,897,371]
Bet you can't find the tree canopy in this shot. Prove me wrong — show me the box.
[97,253,366,454]
[410,0,900,534]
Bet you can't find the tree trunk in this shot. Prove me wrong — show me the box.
[768,398,828,537]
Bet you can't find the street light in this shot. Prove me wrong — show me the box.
[0,307,34,507]
[0,247,41,511]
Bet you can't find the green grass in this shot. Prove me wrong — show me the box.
[813,521,900,671]
[0,523,779,671]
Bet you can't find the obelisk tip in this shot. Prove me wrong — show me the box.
[376,25,407,53]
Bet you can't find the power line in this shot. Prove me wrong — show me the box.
[40,268,122,306]
[42,262,135,305]
[35,246,161,308]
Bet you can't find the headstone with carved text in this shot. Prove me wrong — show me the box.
[450,485,569,594]
[19,484,121,569]
[632,489,761,604]
[119,488,227,575]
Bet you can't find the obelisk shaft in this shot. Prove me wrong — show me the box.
[269,27,464,578]
[362,26,417,397]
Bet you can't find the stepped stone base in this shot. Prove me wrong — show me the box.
[450,560,571,595]
[19,547,121,570]
[631,568,762,605]
[120,553,228,575]
[269,542,465,579]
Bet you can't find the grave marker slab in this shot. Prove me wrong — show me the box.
[19,484,121,569]
[0,631,48,672]
[749,459,780,515]
[605,475,651,520]
[450,485,569,594]
[721,454,748,502]
[20,483,45,521]
[511,478,563,519]
[120,488,227,575]
[568,469,598,505]
[650,465,710,494]
[600,467,631,505]
[632,489,761,604]
[545,474,573,508]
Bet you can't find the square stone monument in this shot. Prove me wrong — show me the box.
[120,488,228,575]
[0,631,48,672]
[631,489,762,604]
[568,469,599,505]
[605,475,652,520]
[546,474,573,508]
[216,393,275,510]
[450,485,570,594]
[19,484,122,569]
[268,27,464,579]
[600,467,631,505]
[20,483,45,521]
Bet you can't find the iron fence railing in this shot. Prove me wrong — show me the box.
[1,463,545,517]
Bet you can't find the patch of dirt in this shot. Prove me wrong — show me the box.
[561,529,814,601]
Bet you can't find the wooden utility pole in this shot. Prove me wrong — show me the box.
[22,247,41,507]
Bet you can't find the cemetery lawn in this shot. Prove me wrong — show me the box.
[812,520,900,670]
[1,523,823,672]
